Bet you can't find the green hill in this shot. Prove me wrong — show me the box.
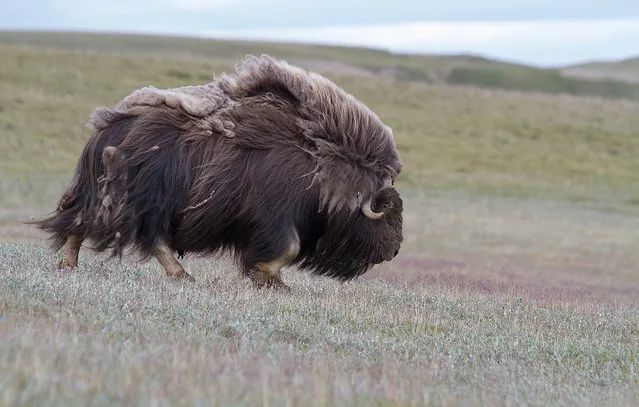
[1,30,639,208]
[2,30,639,101]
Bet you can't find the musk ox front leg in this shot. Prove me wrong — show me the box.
[246,230,300,291]
[153,238,195,282]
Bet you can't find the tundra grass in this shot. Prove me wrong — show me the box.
[2,188,638,406]
[1,193,638,407]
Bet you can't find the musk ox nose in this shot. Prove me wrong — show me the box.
[381,249,400,263]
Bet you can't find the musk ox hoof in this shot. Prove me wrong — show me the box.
[249,271,291,292]
[56,258,77,270]
[265,279,291,292]
[168,271,196,283]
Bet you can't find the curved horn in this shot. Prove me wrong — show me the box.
[361,198,384,219]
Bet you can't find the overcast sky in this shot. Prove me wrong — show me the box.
[2,1,638,67]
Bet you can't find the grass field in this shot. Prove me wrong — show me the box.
[0,31,638,406]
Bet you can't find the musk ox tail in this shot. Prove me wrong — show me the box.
[31,109,137,255]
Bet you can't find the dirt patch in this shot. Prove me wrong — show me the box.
[562,68,639,84]
[364,253,639,308]
[289,59,376,78]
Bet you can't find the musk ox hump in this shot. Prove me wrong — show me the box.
[86,54,402,216]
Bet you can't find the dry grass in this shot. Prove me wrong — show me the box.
[1,239,637,406]
[369,191,639,309]
[0,33,638,406]
[2,191,638,406]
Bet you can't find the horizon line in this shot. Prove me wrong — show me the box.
[0,27,637,69]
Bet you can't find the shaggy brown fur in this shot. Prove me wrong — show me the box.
[32,54,404,288]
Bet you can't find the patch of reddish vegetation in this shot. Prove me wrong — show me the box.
[364,254,639,308]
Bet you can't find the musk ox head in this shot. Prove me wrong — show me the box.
[354,176,404,266]
[295,175,403,281]
[366,184,404,263]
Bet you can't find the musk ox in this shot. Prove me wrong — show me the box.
[32,54,403,290]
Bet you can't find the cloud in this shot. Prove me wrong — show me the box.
[160,0,252,10]
[159,0,639,22]
[162,0,385,12]
[200,18,639,66]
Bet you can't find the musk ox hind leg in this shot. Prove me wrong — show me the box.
[56,234,84,270]
[153,238,196,282]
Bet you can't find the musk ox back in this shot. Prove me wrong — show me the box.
[32,54,404,290]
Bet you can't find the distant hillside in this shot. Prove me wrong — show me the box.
[2,30,639,101]
[2,31,639,207]
[561,57,639,84]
